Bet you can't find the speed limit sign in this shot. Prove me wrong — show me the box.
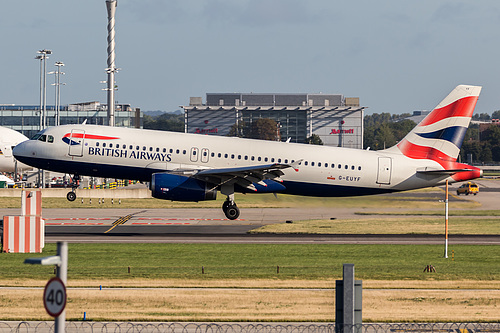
[43,277,67,317]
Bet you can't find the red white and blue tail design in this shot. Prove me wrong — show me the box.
[389,85,482,181]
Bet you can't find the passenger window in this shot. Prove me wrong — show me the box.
[311,162,315,166]
[193,150,197,155]
[271,158,275,162]
[251,156,255,161]
[238,155,241,160]
[203,151,207,156]
[96,142,100,147]
[129,145,132,149]
[142,146,146,151]
[123,144,126,149]
[358,166,362,171]
[110,143,113,148]
[245,156,248,160]
[149,147,153,152]
[231,154,235,159]
[345,165,348,169]
[338,164,342,169]
[183,150,187,154]
[284,159,288,163]
[136,146,139,150]
[211,152,215,157]
[156,147,160,152]
[163,148,166,153]
[258,157,262,161]
[224,153,228,158]
[264,157,268,162]
[351,165,355,170]
[278,158,281,163]
[318,162,321,167]
[176,149,180,154]
[103,143,106,147]
[305,161,308,166]
[169,149,173,153]
[218,153,222,158]
[325,163,328,168]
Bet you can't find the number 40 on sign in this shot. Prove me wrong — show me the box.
[43,277,67,317]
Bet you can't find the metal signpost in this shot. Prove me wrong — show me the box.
[25,242,68,333]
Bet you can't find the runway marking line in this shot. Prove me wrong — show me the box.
[104,210,147,233]
[46,222,105,225]
[45,218,113,220]
[132,222,191,225]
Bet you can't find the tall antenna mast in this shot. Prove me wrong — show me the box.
[106,0,118,126]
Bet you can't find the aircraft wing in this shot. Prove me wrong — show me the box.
[169,162,299,192]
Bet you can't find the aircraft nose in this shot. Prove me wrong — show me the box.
[13,141,31,159]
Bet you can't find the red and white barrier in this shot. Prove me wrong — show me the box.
[2,189,45,253]
[21,189,42,216]
[2,216,44,253]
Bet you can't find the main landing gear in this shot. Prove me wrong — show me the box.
[222,194,240,220]
[66,174,80,202]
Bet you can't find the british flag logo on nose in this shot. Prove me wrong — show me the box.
[62,133,120,146]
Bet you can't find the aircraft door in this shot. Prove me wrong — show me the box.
[376,157,392,185]
[68,129,85,157]
[190,147,199,162]
[201,148,209,163]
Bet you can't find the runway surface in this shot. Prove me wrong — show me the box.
[1,180,499,245]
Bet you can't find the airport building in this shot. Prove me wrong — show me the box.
[182,93,365,148]
[0,102,142,138]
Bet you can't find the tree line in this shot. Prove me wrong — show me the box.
[144,111,500,163]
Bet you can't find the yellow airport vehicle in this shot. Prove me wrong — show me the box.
[456,182,479,196]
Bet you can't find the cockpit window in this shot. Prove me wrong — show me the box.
[38,135,47,142]
[48,135,54,143]
[31,134,42,141]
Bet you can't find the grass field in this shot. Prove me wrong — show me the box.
[1,243,499,322]
[2,243,499,282]
[251,217,500,234]
[0,189,480,209]
[0,187,498,322]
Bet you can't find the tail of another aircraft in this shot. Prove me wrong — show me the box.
[386,85,482,181]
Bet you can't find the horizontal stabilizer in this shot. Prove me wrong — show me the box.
[416,168,476,176]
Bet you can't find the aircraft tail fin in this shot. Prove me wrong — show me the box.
[388,85,481,162]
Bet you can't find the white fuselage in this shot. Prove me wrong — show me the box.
[13,124,452,197]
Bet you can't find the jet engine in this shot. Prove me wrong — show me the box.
[151,173,217,202]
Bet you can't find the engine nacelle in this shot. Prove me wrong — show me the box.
[151,173,217,202]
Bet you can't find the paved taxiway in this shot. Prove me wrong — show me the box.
[1,179,499,244]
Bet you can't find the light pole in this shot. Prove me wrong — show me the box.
[35,49,51,188]
[35,49,52,129]
[50,62,65,126]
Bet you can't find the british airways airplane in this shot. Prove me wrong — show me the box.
[13,85,482,219]
[0,126,30,172]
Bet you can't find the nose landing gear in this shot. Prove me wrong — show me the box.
[66,174,80,202]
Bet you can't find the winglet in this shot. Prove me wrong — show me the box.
[290,159,303,172]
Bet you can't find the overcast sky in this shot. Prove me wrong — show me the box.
[1,0,500,115]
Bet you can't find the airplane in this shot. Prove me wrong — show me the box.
[0,126,30,173]
[13,85,482,220]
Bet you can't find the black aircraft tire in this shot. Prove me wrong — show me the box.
[222,201,230,212]
[66,191,77,202]
[224,205,240,220]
